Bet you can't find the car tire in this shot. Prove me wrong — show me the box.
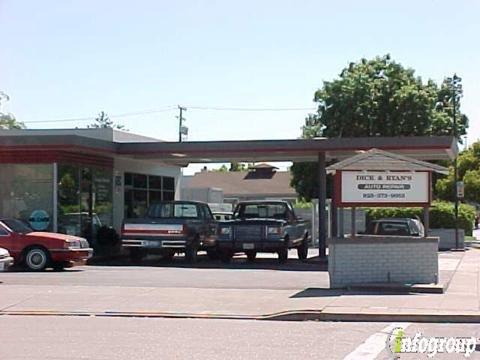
[130,248,146,263]
[219,251,232,264]
[185,242,198,263]
[297,236,309,261]
[24,247,50,271]
[52,263,65,271]
[277,248,288,264]
[245,250,256,262]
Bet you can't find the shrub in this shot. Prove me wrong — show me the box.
[365,201,475,236]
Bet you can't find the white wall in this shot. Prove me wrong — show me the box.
[112,157,182,232]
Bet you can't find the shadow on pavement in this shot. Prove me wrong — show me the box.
[4,266,84,273]
[290,287,419,298]
[88,254,328,272]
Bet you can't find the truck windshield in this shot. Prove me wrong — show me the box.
[148,203,199,218]
[236,203,288,219]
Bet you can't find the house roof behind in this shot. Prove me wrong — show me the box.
[185,170,296,197]
[326,148,449,174]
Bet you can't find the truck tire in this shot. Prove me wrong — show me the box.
[185,243,198,263]
[277,248,288,264]
[207,249,219,261]
[130,248,146,263]
[162,250,175,261]
[297,236,309,261]
[219,251,232,264]
[245,250,256,262]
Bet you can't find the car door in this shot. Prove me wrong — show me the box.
[286,204,302,242]
[202,205,217,244]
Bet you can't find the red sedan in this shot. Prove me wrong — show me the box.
[0,218,93,271]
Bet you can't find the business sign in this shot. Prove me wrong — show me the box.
[336,171,430,206]
[29,209,50,231]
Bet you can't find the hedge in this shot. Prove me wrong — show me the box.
[365,201,476,236]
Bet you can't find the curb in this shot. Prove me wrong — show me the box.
[2,309,480,324]
[345,283,444,294]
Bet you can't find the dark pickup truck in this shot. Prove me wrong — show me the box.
[121,201,217,263]
[216,200,310,263]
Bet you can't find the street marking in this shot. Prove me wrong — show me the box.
[343,322,411,360]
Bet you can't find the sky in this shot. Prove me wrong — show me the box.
[1,0,479,174]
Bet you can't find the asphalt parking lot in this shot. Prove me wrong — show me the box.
[1,249,328,290]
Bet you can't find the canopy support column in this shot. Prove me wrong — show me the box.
[318,152,327,258]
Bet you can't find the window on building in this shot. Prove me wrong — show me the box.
[124,173,176,218]
[0,164,54,231]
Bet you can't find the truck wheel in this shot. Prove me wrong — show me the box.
[245,251,256,262]
[277,248,288,264]
[162,250,175,261]
[24,246,50,271]
[185,243,198,263]
[219,251,232,264]
[207,249,219,261]
[297,237,309,261]
[130,249,146,263]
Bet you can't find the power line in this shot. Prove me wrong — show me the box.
[23,106,177,124]
[188,106,316,112]
[22,104,316,124]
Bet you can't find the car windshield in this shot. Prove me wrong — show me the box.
[1,219,33,234]
[235,203,288,219]
[148,203,199,218]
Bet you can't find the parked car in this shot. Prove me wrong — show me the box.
[0,247,14,271]
[122,201,218,263]
[213,211,233,222]
[364,218,425,237]
[0,218,93,271]
[216,200,310,263]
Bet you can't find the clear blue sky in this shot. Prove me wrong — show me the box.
[1,0,479,173]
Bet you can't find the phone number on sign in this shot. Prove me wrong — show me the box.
[362,193,406,199]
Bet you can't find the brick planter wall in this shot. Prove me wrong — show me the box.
[328,236,439,288]
[428,229,464,250]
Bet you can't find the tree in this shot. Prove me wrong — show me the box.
[436,141,480,203]
[88,111,126,130]
[212,162,249,172]
[291,55,469,200]
[0,91,25,129]
[229,162,248,171]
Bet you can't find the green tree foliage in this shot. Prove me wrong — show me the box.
[436,141,480,203]
[291,55,468,200]
[88,111,126,130]
[0,91,25,129]
[229,162,248,171]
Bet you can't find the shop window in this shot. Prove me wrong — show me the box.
[133,174,147,188]
[149,190,162,205]
[0,164,54,231]
[124,173,133,187]
[58,165,113,242]
[124,173,176,218]
[149,176,162,190]
[163,177,175,191]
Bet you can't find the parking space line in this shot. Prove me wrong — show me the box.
[343,322,411,360]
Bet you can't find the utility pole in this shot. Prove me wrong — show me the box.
[451,74,461,250]
[178,105,187,142]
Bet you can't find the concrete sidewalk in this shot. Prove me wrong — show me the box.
[1,249,479,322]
